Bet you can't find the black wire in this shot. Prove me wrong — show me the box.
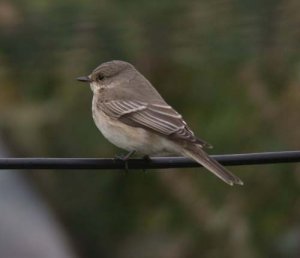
[0,151,300,170]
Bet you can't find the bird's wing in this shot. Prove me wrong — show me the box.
[97,100,212,148]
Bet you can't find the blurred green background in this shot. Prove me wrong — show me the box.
[1,0,300,257]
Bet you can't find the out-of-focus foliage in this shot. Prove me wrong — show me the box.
[1,0,300,257]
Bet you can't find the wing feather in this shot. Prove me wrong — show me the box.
[98,100,147,118]
[147,104,182,119]
[97,99,212,148]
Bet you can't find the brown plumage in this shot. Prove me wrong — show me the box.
[78,60,243,186]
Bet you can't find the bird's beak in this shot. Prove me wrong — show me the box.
[76,76,92,83]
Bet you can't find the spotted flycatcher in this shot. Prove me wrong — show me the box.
[77,60,243,186]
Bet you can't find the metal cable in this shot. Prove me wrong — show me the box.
[0,151,299,170]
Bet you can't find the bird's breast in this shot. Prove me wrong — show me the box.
[91,97,180,155]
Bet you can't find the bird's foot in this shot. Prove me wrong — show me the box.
[143,155,151,161]
[114,150,136,172]
[142,155,151,173]
[115,150,136,161]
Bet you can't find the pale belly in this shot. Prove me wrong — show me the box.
[92,105,180,155]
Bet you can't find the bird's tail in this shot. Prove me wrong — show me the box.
[182,145,243,186]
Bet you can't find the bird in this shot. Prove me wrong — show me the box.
[77,60,243,186]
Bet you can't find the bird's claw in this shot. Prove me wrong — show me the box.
[142,155,151,173]
[143,155,151,161]
[114,150,136,172]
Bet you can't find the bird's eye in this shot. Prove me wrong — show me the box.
[97,74,104,81]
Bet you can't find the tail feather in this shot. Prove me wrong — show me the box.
[182,145,243,186]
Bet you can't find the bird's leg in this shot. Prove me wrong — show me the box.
[114,150,136,172]
[115,150,136,161]
[143,155,151,161]
[142,155,151,173]
[123,150,136,161]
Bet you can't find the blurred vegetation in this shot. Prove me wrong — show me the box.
[1,0,300,257]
